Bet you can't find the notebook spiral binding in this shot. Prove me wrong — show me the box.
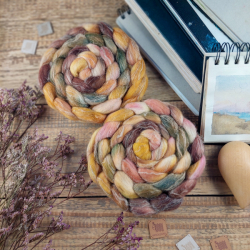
[117,5,131,19]
[212,42,250,65]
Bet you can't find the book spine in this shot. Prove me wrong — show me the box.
[161,0,206,55]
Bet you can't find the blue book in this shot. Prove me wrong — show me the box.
[161,0,219,54]
[116,10,201,115]
[126,0,203,93]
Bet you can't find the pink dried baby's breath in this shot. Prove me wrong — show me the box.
[0,83,90,250]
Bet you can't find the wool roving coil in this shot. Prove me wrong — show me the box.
[87,99,206,216]
[39,23,148,123]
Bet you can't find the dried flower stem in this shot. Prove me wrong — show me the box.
[0,83,91,250]
[81,212,142,250]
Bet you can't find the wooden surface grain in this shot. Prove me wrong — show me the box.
[1,0,249,249]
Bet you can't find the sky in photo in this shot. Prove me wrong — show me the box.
[213,75,250,113]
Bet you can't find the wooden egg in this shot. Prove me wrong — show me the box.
[218,141,250,209]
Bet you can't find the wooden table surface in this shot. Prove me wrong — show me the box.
[1,0,250,249]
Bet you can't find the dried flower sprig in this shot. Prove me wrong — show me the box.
[0,82,43,157]
[82,212,142,250]
[0,83,142,250]
[0,83,91,250]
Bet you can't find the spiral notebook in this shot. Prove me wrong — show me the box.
[200,44,250,143]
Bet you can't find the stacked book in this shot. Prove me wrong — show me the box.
[117,0,249,115]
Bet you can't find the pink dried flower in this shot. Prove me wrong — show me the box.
[0,83,91,250]
[81,212,142,250]
[29,232,45,243]
[43,240,55,250]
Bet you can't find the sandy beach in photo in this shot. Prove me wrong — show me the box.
[212,113,250,135]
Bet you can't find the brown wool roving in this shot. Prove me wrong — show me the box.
[39,23,148,123]
[87,99,206,216]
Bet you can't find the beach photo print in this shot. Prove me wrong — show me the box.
[202,53,250,143]
[212,75,250,135]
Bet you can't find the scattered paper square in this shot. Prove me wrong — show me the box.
[148,219,167,239]
[37,21,53,36]
[21,40,38,55]
[210,236,232,250]
[176,234,200,250]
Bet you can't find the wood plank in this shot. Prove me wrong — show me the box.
[0,0,180,102]
[0,0,124,25]
[1,0,243,249]
[51,175,232,197]
[0,50,180,102]
[85,175,232,196]
[32,197,250,249]
[0,102,229,196]
[0,0,225,195]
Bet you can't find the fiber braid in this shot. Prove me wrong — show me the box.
[87,99,206,216]
[39,23,148,123]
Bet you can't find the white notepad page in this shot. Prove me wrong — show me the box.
[202,53,250,143]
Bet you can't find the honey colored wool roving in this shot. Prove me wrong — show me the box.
[39,23,148,123]
[87,99,206,216]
